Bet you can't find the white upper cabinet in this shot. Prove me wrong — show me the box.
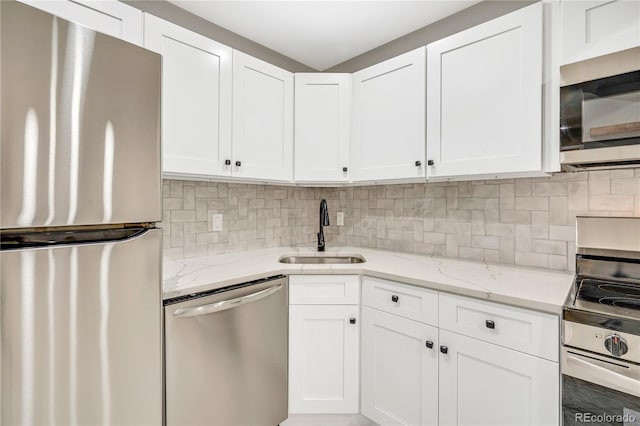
[144,14,232,178]
[19,0,143,45]
[426,2,543,180]
[352,47,426,182]
[294,74,351,182]
[561,0,640,65]
[233,51,294,182]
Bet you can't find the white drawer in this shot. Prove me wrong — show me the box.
[362,276,438,326]
[439,293,559,362]
[289,275,360,305]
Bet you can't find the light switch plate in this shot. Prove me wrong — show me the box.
[337,212,344,226]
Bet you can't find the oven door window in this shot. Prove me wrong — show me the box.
[563,375,640,426]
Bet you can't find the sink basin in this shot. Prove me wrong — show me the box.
[278,255,366,264]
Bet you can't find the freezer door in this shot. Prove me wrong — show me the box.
[0,229,162,425]
[0,1,161,229]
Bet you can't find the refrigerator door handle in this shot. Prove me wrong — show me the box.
[173,283,283,318]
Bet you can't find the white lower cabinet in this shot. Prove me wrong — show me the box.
[288,275,360,415]
[289,305,360,413]
[438,329,559,426]
[361,307,438,426]
[289,276,560,426]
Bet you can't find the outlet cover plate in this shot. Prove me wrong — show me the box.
[210,213,223,232]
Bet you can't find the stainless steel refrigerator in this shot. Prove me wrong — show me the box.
[1,2,163,424]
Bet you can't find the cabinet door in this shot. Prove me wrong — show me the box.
[233,50,294,181]
[561,0,640,65]
[439,330,559,426]
[426,3,542,179]
[352,48,426,181]
[295,73,351,182]
[289,305,359,414]
[18,0,143,45]
[144,15,232,179]
[361,307,438,426]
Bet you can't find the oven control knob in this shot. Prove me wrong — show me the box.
[604,334,628,357]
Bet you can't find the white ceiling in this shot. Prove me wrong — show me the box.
[168,1,480,71]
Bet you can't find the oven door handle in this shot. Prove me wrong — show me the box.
[173,284,283,318]
[562,347,640,398]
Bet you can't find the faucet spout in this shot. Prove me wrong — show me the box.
[318,199,330,252]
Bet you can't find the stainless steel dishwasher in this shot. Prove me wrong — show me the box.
[164,275,288,426]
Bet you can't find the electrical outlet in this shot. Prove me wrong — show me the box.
[337,212,344,226]
[209,213,223,232]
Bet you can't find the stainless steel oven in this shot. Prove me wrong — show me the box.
[560,47,640,171]
[562,217,640,426]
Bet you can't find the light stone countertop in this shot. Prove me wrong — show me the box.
[163,246,575,314]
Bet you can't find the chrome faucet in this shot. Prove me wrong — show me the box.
[318,199,330,252]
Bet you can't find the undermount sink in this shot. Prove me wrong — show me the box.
[278,255,366,264]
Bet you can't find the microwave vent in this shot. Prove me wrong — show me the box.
[561,159,640,172]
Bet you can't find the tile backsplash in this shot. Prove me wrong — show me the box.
[162,180,324,259]
[162,169,640,271]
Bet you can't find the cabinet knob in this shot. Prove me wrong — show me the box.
[427,159,435,166]
[485,320,495,329]
[349,317,356,325]
[440,345,448,354]
[426,340,434,349]
[415,160,422,167]
[391,295,399,303]
[342,166,348,173]
[224,159,231,166]
[235,160,242,167]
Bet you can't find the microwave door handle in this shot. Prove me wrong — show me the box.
[173,283,283,318]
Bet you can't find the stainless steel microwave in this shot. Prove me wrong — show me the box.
[560,47,640,171]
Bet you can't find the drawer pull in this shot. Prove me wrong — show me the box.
[426,340,434,349]
[391,295,399,303]
[349,317,356,325]
[485,320,495,329]
[440,345,448,354]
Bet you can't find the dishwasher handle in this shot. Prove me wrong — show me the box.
[173,283,284,318]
